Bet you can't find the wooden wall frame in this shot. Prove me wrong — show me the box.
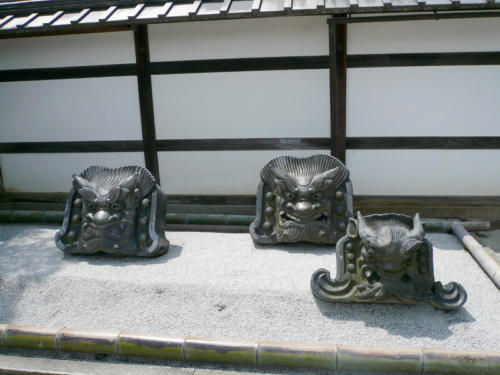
[329,20,347,163]
[134,24,160,180]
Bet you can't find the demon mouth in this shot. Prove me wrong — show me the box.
[279,211,330,225]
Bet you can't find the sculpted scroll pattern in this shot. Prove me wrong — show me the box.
[311,212,467,310]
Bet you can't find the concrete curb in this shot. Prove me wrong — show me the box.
[452,223,500,289]
[1,324,499,374]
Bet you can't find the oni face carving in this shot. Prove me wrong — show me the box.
[311,212,467,310]
[250,155,353,244]
[357,212,425,278]
[56,166,169,257]
[75,172,141,253]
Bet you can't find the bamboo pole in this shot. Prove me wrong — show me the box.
[1,324,499,374]
[451,223,500,289]
[0,210,491,232]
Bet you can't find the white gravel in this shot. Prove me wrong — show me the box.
[0,224,499,352]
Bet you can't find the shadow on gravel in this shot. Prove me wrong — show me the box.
[254,242,336,255]
[0,226,182,323]
[62,244,183,266]
[314,298,475,340]
[0,227,64,323]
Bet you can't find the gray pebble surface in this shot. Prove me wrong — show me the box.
[0,224,499,352]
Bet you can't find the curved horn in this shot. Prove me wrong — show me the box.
[410,213,424,240]
[120,172,139,190]
[268,166,297,192]
[357,211,375,239]
[72,174,93,189]
[347,217,358,238]
[309,167,339,191]
[357,211,367,228]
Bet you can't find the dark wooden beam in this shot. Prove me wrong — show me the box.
[151,56,328,74]
[1,137,499,154]
[134,24,160,180]
[2,51,499,83]
[347,137,500,149]
[0,64,136,82]
[329,11,500,24]
[156,138,330,151]
[348,52,500,68]
[0,141,143,153]
[0,25,132,39]
[0,167,4,193]
[329,21,347,163]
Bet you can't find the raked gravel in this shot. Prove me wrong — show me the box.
[0,224,499,352]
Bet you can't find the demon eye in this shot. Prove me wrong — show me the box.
[86,202,95,210]
[111,203,121,211]
[312,192,322,200]
[284,191,295,200]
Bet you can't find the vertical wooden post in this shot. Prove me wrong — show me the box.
[328,20,347,163]
[134,25,160,181]
[0,167,4,193]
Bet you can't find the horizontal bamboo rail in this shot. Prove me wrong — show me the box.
[0,210,491,232]
[0,210,254,226]
[1,324,499,374]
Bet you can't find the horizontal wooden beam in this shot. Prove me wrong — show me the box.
[156,138,330,151]
[1,137,499,154]
[0,25,132,39]
[330,11,500,24]
[2,51,500,82]
[0,140,143,153]
[347,137,500,149]
[0,64,136,82]
[348,52,500,68]
[150,56,329,74]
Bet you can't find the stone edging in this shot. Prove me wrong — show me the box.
[1,324,499,374]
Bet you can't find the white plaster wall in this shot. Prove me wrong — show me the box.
[1,17,499,196]
[347,150,500,196]
[149,16,329,61]
[159,149,500,196]
[0,77,142,142]
[348,18,500,54]
[152,70,329,139]
[347,66,500,137]
[0,31,135,70]
[158,150,330,194]
[0,153,145,192]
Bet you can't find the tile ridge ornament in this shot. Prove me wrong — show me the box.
[56,165,169,257]
[250,154,353,245]
[311,212,467,310]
